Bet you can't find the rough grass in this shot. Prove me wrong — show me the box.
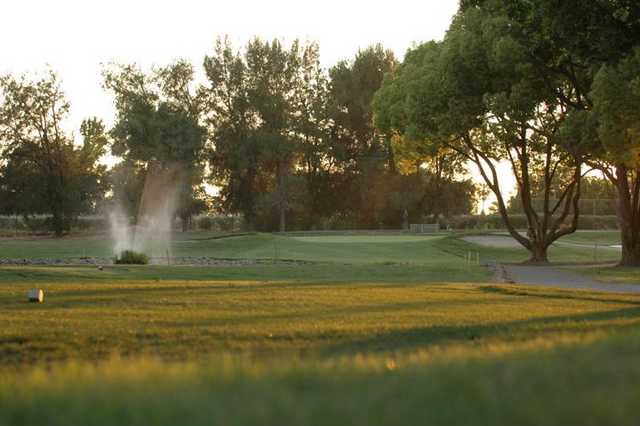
[1,233,640,425]
[571,265,640,285]
[3,329,640,426]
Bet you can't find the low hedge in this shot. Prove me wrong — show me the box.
[114,250,149,265]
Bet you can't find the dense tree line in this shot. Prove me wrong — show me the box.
[0,39,477,235]
[3,2,637,266]
[203,39,476,231]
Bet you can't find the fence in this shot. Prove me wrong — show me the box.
[410,223,441,234]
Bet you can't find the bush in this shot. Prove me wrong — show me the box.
[197,216,214,231]
[114,250,149,265]
[195,215,245,232]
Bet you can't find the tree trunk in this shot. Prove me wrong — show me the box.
[617,195,640,266]
[181,214,190,232]
[51,211,65,237]
[528,239,550,264]
[620,235,640,266]
[277,161,287,233]
[279,206,286,233]
[611,165,640,266]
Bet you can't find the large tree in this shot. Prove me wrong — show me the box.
[328,45,399,227]
[591,48,640,263]
[203,38,329,231]
[459,0,640,264]
[103,61,207,230]
[0,72,107,236]
[374,9,585,263]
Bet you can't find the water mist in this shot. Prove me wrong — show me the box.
[109,164,184,262]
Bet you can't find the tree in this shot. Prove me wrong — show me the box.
[103,61,208,230]
[374,10,584,263]
[204,39,478,231]
[204,38,329,231]
[0,72,107,236]
[328,45,398,228]
[591,48,640,263]
[459,0,640,265]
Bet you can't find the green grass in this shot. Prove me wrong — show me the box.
[0,230,624,264]
[569,265,640,285]
[558,230,621,246]
[2,232,640,425]
[3,329,640,426]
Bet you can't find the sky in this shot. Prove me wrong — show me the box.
[1,0,460,130]
[0,0,514,210]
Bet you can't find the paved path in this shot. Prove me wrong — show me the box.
[497,264,640,294]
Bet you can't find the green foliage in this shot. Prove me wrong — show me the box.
[592,47,640,164]
[114,250,149,265]
[374,3,590,262]
[454,0,640,264]
[195,215,241,232]
[0,72,107,236]
[204,38,330,231]
[102,62,208,227]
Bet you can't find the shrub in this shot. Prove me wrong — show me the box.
[114,250,149,265]
[197,216,214,231]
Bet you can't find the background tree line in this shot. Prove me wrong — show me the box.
[0,38,477,236]
[3,1,637,266]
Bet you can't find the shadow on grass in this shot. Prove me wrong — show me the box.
[480,285,640,306]
[318,305,640,357]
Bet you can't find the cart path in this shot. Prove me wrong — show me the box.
[496,263,640,294]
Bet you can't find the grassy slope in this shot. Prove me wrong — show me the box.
[1,233,640,425]
[558,230,620,245]
[0,230,623,263]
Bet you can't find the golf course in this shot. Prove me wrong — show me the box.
[2,1,640,422]
[2,232,640,425]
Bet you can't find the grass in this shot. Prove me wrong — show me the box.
[558,230,621,246]
[0,230,623,263]
[3,329,640,426]
[570,266,640,285]
[1,232,640,425]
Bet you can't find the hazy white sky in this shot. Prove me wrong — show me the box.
[1,0,460,131]
[1,0,515,209]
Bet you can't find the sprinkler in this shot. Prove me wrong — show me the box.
[28,289,44,303]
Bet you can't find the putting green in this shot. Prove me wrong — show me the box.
[290,235,440,243]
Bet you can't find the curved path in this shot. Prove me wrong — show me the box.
[497,263,640,294]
